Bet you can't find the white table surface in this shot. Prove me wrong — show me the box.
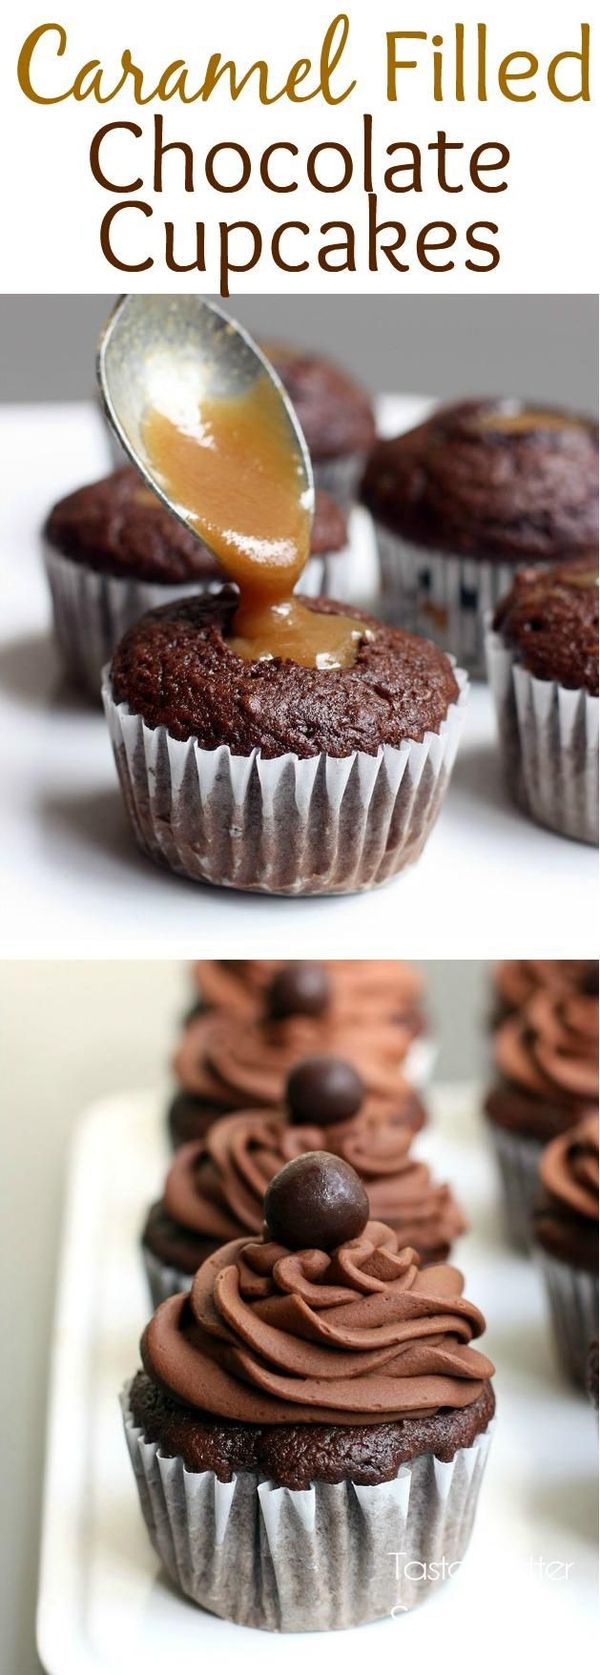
[1,399,596,959]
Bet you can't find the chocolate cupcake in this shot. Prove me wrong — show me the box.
[103,590,467,895]
[361,400,598,676]
[144,1056,463,1303]
[491,960,598,1025]
[168,967,428,1146]
[485,977,599,1247]
[264,342,376,510]
[534,1113,599,1388]
[124,1152,495,1630]
[43,467,349,695]
[486,557,599,844]
[188,958,433,1084]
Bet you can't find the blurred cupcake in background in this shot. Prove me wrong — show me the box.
[168,964,428,1147]
[484,971,598,1247]
[187,958,433,1077]
[534,1112,599,1388]
[143,1054,462,1303]
[486,557,598,845]
[43,467,349,696]
[490,959,598,1024]
[264,342,376,510]
[361,400,598,677]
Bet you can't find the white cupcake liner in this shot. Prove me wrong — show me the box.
[44,543,222,698]
[536,1249,599,1389]
[372,525,519,678]
[486,625,599,845]
[121,1385,493,1631]
[141,1243,194,1308]
[299,546,352,601]
[101,666,468,896]
[485,1120,543,1249]
[313,451,369,513]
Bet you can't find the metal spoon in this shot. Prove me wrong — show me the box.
[96,294,314,555]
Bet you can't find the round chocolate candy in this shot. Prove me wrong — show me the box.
[264,1151,369,1251]
[287,1055,364,1127]
[268,963,330,1020]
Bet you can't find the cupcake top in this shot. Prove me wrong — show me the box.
[142,1152,493,1426]
[192,958,425,1034]
[160,1059,463,1258]
[536,1111,599,1270]
[45,466,347,584]
[488,985,599,1137]
[173,994,427,1125]
[360,400,599,562]
[264,343,376,461]
[109,591,460,757]
[492,558,598,694]
[492,960,598,1019]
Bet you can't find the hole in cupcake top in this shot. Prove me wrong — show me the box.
[142,374,367,670]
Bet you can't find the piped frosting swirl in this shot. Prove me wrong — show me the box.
[142,1226,493,1424]
[539,1111,599,1223]
[174,1010,424,1117]
[192,959,425,1032]
[163,1109,464,1259]
[492,986,598,1127]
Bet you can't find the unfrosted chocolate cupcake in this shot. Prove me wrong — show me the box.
[144,1055,462,1302]
[104,590,467,894]
[264,342,376,509]
[44,467,349,694]
[168,967,428,1146]
[486,557,599,843]
[485,979,599,1247]
[124,1152,495,1630]
[534,1112,599,1386]
[361,400,598,675]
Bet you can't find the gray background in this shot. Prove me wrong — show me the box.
[1,958,489,1675]
[0,295,597,409]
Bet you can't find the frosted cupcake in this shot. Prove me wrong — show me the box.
[490,960,598,1024]
[143,1055,464,1303]
[534,1113,599,1388]
[485,975,598,1247]
[168,963,428,1147]
[124,1152,495,1630]
[187,958,434,1085]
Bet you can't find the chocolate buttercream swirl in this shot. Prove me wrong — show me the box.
[142,1225,493,1424]
[493,987,598,1113]
[173,1009,423,1115]
[493,961,597,1016]
[539,1112,599,1223]
[192,959,425,1032]
[163,1108,464,1258]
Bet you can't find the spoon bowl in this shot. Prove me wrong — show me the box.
[96,295,314,559]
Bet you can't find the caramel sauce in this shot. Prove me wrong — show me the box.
[142,372,367,669]
[478,407,582,434]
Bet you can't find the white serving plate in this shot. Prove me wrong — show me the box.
[37,1086,597,1675]
[1,397,596,959]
